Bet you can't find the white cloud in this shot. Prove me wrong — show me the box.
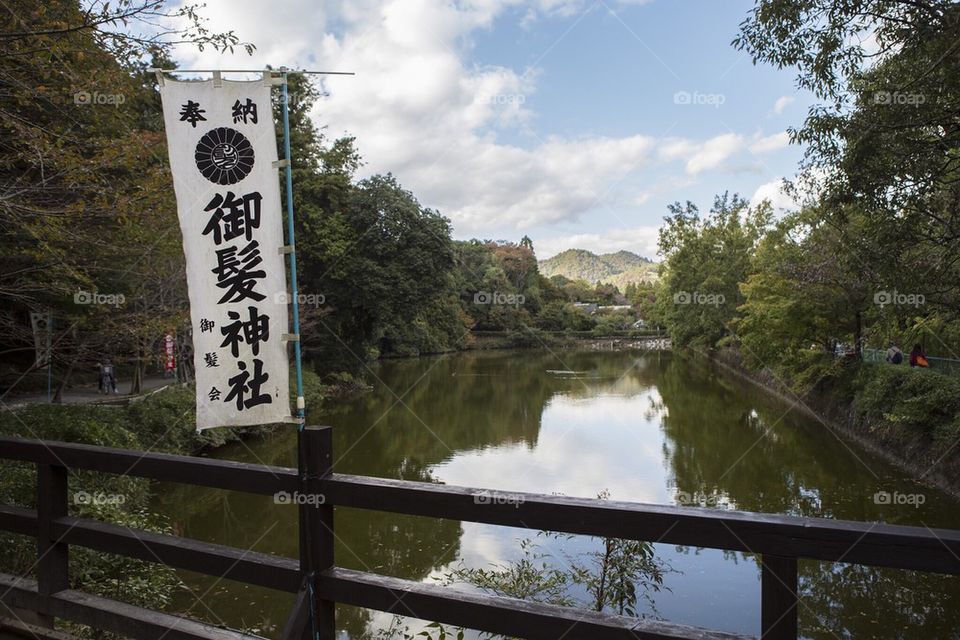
[534,226,661,260]
[772,95,795,115]
[170,0,769,235]
[751,178,798,213]
[749,131,790,154]
[684,133,745,175]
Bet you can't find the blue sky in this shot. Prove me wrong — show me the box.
[174,0,812,259]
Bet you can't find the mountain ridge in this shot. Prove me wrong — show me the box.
[538,249,658,287]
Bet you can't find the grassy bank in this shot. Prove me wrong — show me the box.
[0,367,360,637]
[714,348,960,498]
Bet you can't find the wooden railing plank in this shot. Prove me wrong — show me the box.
[0,504,37,535]
[0,437,298,496]
[36,463,68,629]
[320,474,960,573]
[49,515,301,593]
[298,426,335,640]
[0,573,262,640]
[316,567,751,640]
[760,555,798,639]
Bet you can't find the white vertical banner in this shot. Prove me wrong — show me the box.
[30,312,51,367]
[159,74,290,429]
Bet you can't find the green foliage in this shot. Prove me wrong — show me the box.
[854,364,960,445]
[445,537,574,607]
[0,400,185,636]
[444,493,671,621]
[657,193,772,349]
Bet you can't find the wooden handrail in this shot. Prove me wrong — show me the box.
[320,473,960,573]
[1,432,958,639]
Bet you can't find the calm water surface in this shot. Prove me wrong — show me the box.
[155,349,960,639]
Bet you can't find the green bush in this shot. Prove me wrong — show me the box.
[854,363,960,440]
[0,407,183,637]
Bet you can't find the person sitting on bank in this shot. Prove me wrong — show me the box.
[886,342,903,365]
[909,344,929,368]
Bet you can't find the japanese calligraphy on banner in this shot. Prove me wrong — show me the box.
[159,75,290,430]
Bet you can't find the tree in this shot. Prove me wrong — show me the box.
[735,0,960,296]
[0,0,246,394]
[656,193,772,349]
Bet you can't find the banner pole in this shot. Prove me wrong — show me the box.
[280,70,323,640]
[280,72,306,428]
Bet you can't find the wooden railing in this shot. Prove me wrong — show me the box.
[1,427,959,640]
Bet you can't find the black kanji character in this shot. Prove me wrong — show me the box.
[231,98,258,124]
[199,318,216,333]
[208,386,222,401]
[202,191,262,245]
[204,352,220,368]
[220,306,270,357]
[223,359,271,410]
[179,100,207,127]
[211,240,266,304]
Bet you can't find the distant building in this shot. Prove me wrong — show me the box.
[598,305,632,312]
[572,302,599,314]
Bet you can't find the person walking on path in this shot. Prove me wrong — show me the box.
[98,357,117,394]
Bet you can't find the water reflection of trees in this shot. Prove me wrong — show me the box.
[324,350,664,478]
[653,353,960,636]
[158,350,960,637]
[798,563,960,638]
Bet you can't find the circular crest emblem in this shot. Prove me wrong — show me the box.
[194,127,255,185]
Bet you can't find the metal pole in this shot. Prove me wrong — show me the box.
[281,73,306,428]
[280,70,322,640]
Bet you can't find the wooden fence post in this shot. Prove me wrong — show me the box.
[761,554,798,639]
[299,426,335,640]
[36,463,69,628]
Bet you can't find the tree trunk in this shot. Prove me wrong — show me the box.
[854,310,863,359]
[52,358,75,404]
[129,344,143,394]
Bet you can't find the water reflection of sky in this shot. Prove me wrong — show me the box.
[434,391,672,501]
[428,387,761,636]
[162,351,960,639]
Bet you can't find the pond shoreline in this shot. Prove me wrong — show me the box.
[709,349,960,500]
[466,333,671,352]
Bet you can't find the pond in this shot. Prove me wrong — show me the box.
[154,349,960,639]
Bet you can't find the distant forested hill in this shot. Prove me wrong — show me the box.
[538,249,658,287]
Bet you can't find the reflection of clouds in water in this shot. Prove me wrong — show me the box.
[431,391,674,503]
